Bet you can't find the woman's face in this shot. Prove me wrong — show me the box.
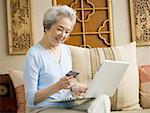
[45,17,75,47]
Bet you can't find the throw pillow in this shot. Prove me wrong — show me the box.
[139,65,150,109]
[8,69,25,113]
[69,42,141,111]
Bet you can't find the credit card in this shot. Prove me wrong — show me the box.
[66,71,79,78]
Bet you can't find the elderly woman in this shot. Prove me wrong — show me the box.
[24,5,110,113]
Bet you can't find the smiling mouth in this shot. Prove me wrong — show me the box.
[56,37,64,43]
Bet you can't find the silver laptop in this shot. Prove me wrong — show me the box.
[84,60,129,98]
[50,60,129,102]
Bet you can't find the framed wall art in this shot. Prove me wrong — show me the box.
[6,0,33,55]
[130,0,150,46]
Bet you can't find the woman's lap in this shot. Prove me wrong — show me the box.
[28,95,110,113]
[28,98,94,113]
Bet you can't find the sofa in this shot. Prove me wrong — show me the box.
[0,42,150,113]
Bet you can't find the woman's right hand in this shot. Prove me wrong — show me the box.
[56,76,73,90]
[34,76,73,104]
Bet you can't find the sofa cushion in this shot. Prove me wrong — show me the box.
[8,69,25,113]
[69,42,141,111]
[27,108,150,113]
[27,108,85,113]
[111,109,150,113]
[139,65,150,109]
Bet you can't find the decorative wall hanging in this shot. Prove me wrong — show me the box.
[52,0,114,48]
[7,0,33,54]
[130,0,150,46]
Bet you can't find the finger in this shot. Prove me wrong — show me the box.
[75,92,81,96]
[64,78,73,85]
[61,76,73,83]
[81,88,87,93]
[66,84,73,89]
[60,78,71,84]
[63,84,71,89]
[66,76,73,80]
[62,81,72,88]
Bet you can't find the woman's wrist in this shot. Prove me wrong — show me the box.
[54,82,62,91]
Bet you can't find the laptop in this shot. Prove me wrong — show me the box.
[49,60,129,102]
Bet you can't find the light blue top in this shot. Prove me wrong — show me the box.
[23,43,73,109]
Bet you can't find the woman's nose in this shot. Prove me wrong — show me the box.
[57,33,65,41]
[59,32,67,40]
[62,32,67,38]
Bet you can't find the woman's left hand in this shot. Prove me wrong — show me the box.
[71,85,87,96]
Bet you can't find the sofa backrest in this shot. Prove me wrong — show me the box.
[6,42,150,112]
[69,42,141,111]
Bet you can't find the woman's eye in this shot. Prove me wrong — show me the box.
[57,28,63,31]
[65,31,69,34]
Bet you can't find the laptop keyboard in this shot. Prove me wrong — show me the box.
[61,96,84,102]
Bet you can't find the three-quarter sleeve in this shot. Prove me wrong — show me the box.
[23,51,40,108]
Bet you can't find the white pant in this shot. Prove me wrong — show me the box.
[27,95,110,113]
[72,95,110,113]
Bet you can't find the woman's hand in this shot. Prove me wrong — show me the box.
[34,76,73,104]
[56,76,74,90]
[71,85,87,96]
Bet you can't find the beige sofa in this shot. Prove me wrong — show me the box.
[6,42,150,113]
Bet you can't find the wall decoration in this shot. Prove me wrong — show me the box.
[6,0,33,54]
[130,0,150,46]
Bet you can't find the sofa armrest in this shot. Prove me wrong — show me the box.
[0,74,17,112]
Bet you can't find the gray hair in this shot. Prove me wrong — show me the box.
[43,5,76,32]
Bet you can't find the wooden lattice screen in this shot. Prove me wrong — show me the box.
[52,0,113,48]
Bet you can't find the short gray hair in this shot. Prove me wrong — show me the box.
[43,5,76,32]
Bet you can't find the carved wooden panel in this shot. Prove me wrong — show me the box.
[130,0,150,46]
[52,0,113,48]
[7,0,33,54]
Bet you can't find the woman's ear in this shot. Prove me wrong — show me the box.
[44,29,47,32]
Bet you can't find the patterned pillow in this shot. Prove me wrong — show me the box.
[8,69,25,113]
[139,65,150,109]
[69,42,141,111]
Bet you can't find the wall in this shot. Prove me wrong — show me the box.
[31,0,51,42]
[111,0,150,64]
[0,0,51,73]
[0,0,24,73]
[0,0,149,73]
